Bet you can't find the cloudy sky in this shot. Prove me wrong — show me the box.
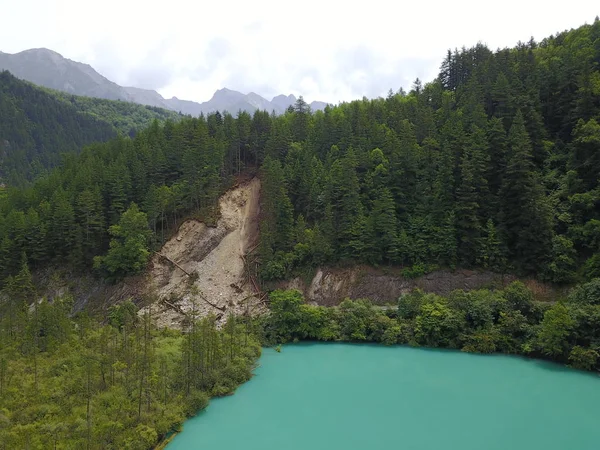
[1,0,598,104]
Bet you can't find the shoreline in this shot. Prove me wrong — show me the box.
[155,431,179,450]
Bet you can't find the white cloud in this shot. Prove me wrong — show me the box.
[0,0,598,103]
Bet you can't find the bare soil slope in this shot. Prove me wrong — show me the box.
[146,177,264,327]
[272,266,561,306]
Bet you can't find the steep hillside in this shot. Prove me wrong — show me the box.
[274,266,561,306]
[0,70,116,185]
[0,114,250,284]
[258,19,600,286]
[148,178,264,327]
[35,178,265,326]
[35,177,560,322]
[2,20,600,311]
[48,89,182,135]
[0,48,128,100]
[0,71,182,185]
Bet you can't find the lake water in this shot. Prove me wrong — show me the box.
[167,343,600,450]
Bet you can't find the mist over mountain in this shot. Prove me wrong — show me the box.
[0,48,328,115]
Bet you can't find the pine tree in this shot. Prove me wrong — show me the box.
[499,111,553,271]
[328,148,363,259]
[571,118,600,192]
[50,189,77,262]
[291,96,311,142]
[486,117,508,215]
[371,188,398,263]
[76,188,105,264]
[477,219,505,271]
[349,212,376,263]
[455,126,490,265]
[264,119,291,160]
[491,72,513,129]
[24,208,47,266]
[259,157,294,266]
[105,159,132,226]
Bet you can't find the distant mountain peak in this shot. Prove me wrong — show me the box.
[22,48,70,63]
[271,93,299,111]
[21,47,61,54]
[0,47,328,116]
[272,93,297,101]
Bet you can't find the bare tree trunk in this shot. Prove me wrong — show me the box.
[86,365,92,450]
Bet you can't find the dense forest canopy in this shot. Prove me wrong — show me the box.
[257,19,600,283]
[45,88,182,136]
[0,71,182,187]
[1,20,600,287]
[0,71,116,186]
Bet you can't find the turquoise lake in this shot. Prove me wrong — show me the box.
[167,343,600,450]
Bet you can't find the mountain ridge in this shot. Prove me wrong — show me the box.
[0,48,329,116]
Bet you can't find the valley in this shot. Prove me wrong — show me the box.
[1,13,600,450]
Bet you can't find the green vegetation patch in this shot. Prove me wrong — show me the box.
[262,281,600,372]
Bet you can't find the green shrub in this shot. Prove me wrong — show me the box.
[184,390,210,416]
[569,346,599,370]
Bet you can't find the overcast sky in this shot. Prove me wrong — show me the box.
[1,0,598,104]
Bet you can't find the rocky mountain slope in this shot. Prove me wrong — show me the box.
[0,48,328,115]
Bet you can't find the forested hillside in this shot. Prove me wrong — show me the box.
[258,19,600,285]
[0,71,182,186]
[47,90,182,136]
[0,112,245,282]
[1,20,600,290]
[0,71,116,186]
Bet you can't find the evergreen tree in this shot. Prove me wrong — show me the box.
[259,157,294,278]
[371,188,398,263]
[49,189,77,262]
[455,126,490,265]
[328,148,363,258]
[499,111,553,272]
[94,203,151,279]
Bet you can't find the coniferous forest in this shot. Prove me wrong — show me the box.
[1,18,600,450]
[0,72,116,186]
[0,71,181,187]
[2,20,600,284]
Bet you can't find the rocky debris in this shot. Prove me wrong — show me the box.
[144,177,265,328]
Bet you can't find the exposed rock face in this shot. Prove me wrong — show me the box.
[273,267,559,306]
